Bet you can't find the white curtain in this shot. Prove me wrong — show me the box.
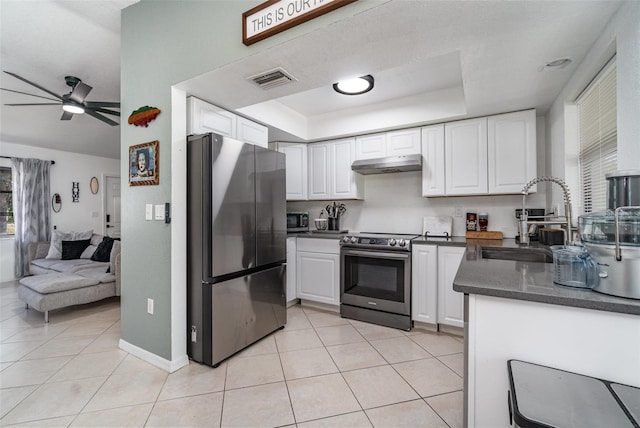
[11,157,51,277]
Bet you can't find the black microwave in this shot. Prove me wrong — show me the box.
[287,212,309,232]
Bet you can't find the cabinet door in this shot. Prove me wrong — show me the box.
[308,143,331,200]
[355,133,386,160]
[279,143,308,200]
[187,97,236,137]
[332,138,362,199]
[488,110,536,194]
[387,128,421,156]
[421,124,445,197]
[437,246,465,327]
[445,118,488,195]
[286,237,297,304]
[237,116,268,148]
[412,245,438,324]
[296,251,340,305]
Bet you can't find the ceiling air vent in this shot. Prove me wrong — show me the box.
[247,67,297,89]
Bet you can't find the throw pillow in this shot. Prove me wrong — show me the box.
[91,237,115,262]
[61,239,91,260]
[80,245,98,259]
[45,230,71,259]
[45,230,93,259]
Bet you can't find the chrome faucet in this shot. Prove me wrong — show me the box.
[519,176,574,245]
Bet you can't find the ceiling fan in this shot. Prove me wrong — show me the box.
[1,71,120,126]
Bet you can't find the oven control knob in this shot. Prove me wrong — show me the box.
[389,239,396,246]
[350,236,358,244]
[398,239,406,247]
[342,236,350,243]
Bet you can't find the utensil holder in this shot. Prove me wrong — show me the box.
[328,217,339,231]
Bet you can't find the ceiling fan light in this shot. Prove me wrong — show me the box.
[62,103,85,114]
[333,75,374,95]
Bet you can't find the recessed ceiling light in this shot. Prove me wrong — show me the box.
[539,57,572,72]
[333,75,374,95]
[62,103,85,114]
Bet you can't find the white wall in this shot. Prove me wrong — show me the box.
[0,142,119,282]
[546,1,640,211]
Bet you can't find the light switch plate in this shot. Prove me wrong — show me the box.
[155,204,165,220]
[145,204,153,220]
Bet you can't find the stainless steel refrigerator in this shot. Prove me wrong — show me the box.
[187,132,287,367]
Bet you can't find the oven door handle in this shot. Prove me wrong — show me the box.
[341,249,410,260]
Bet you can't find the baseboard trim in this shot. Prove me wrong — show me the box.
[119,339,189,373]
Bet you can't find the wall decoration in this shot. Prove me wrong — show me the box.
[72,182,79,202]
[129,140,160,186]
[52,193,62,213]
[90,177,99,194]
[128,105,161,127]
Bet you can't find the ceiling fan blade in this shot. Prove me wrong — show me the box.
[5,103,61,106]
[85,101,120,108]
[69,81,92,103]
[1,88,60,102]
[90,107,120,117]
[61,111,73,121]
[84,109,118,126]
[3,71,63,101]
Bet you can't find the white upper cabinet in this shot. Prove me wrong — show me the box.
[421,124,445,197]
[188,97,236,137]
[355,134,387,160]
[387,128,422,156]
[308,142,331,200]
[309,138,363,200]
[487,110,537,194]
[423,109,536,197]
[275,143,308,201]
[355,128,421,160]
[445,117,488,196]
[236,116,268,148]
[188,97,268,147]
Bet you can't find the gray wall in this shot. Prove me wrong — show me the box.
[120,0,384,363]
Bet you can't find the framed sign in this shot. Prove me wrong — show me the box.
[243,0,357,46]
[129,140,159,186]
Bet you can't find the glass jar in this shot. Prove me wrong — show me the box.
[478,213,488,231]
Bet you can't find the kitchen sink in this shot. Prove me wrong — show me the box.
[481,246,553,263]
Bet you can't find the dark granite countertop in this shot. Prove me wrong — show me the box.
[289,231,348,239]
[453,245,640,316]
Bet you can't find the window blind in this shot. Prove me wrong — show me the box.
[577,57,617,214]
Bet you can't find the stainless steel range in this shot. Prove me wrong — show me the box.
[340,232,419,331]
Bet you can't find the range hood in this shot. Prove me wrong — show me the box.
[351,154,422,175]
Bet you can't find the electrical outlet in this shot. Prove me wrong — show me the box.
[145,204,153,220]
[454,206,463,217]
[147,298,154,315]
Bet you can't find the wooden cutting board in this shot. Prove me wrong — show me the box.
[465,231,503,240]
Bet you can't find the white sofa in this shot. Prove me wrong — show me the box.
[18,234,121,322]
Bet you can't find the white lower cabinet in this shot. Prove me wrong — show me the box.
[437,246,465,327]
[412,245,438,324]
[412,244,465,328]
[296,238,340,306]
[286,237,298,306]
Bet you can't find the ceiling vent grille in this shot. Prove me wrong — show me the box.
[247,67,297,89]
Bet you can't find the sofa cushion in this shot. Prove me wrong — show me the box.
[80,245,97,259]
[32,258,63,270]
[20,273,99,294]
[92,237,117,262]
[77,267,116,284]
[61,239,91,260]
[48,259,106,273]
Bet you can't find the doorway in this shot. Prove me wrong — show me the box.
[103,174,121,238]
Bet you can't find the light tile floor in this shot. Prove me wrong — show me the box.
[0,280,464,427]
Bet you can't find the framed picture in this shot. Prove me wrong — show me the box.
[129,140,159,186]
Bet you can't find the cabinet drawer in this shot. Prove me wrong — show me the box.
[296,238,340,254]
